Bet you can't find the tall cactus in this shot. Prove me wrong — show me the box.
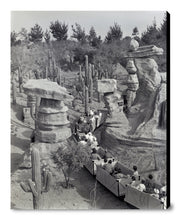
[12,81,16,104]
[105,69,109,79]
[88,64,93,103]
[85,55,89,86]
[18,66,23,93]
[79,67,85,104]
[45,66,48,79]
[20,146,52,209]
[85,86,89,115]
[56,67,61,85]
[98,92,101,103]
[31,146,42,209]
[92,64,95,79]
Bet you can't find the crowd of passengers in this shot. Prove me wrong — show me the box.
[74,110,102,141]
[74,110,167,209]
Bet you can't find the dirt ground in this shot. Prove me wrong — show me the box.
[11,103,133,210]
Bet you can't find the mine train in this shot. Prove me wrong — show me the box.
[73,113,166,210]
[84,158,164,209]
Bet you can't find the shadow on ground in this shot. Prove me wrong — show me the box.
[71,168,133,209]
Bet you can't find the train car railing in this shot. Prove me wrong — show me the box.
[96,165,119,197]
[85,159,105,176]
[124,185,164,209]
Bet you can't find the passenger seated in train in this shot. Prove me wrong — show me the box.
[93,110,102,128]
[103,150,114,161]
[150,188,160,199]
[160,191,167,209]
[136,179,146,192]
[97,147,107,159]
[74,116,89,137]
[112,168,127,179]
[103,159,114,174]
[133,165,139,180]
[85,132,96,144]
[91,148,102,161]
[88,110,96,132]
[130,176,137,187]
[144,174,155,193]
[99,158,108,167]
[160,184,167,195]
[90,137,99,149]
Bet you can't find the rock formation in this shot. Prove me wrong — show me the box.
[23,79,73,143]
[96,79,130,134]
[22,79,74,182]
[125,60,139,109]
[96,40,167,185]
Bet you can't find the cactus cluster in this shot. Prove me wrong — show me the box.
[20,146,52,209]
[78,55,96,115]
[45,51,61,83]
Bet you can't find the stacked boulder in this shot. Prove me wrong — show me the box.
[96,79,130,131]
[23,79,73,144]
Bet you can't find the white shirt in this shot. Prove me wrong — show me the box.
[136,183,146,192]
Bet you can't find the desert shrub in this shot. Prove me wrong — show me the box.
[11,42,49,78]
[73,42,96,65]
[52,140,90,188]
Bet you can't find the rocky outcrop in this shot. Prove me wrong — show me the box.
[126,45,163,58]
[96,79,117,93]
[23,79,73,101]
[96,41,166,185]
[23,79,73,143]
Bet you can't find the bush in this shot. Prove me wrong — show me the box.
[52,140,90,188]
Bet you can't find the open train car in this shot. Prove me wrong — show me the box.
[124,185,164,209]
[96,162,134,197]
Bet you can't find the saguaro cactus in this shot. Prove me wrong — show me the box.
[98,92,101,103]
[85,55,89,86]
[20,146,52,209]
[12,81,16,104]
[92,64,95,79]
[88,64,93,103]
[85,86,89,115]
[45,66,48,79]
[56,67,61,85]
[78,67,85,104]
[18,66,23,93]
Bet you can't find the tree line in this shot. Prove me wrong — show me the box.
[11,14,167,72]
[11,15,166,46]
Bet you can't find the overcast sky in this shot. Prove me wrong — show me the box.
[11,11,165,39]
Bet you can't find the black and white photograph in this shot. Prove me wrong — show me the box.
[10,10,169,210]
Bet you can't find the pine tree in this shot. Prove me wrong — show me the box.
[71,23,87,44]
[88,26,102,48]
[11,31,18,46]
[50,21,68,41]
[141,18,161,45]
[160,14,167,36]
[28,24,43,43]
[105,23,123,43]
[18,28,29,42]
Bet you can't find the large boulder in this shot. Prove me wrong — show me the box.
[135,58,161,93]
[126,45,163,58]
[96,79,117,93]
[23,79,73,101]
[104,91,130,132]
